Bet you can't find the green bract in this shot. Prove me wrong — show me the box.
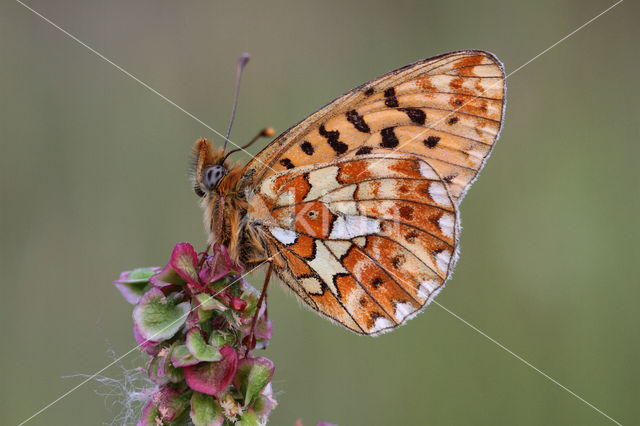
[186,328,223,362]
[113,266,159,304]
[132,288,190,342]
[233,358,275,407]
[190,392,224,426]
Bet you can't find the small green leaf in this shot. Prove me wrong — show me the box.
[162,344,185,383]
[233,357,274,407]
[186,328,223,362]
[237,410,260,426]
[127,267,160,281]
[113,267,159,304]
[190,392,224,426]
[196,293,228,312]
[209,330,235,348]
[147,353,170,385]
[171,344,199,367]
[133,288,190,342]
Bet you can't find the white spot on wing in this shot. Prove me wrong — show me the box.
[428,182,450,206]
[394,302,414,322]
[329,215,381,239]
[370,316,393,334]
[269,227,297,245]
[327,200,358,216]
[301,276,323,295]
[275,189,296,207]
[435,249,452,272]
[259,178,278,200]
[320,184,356,203]
[438,213,455,238]
[324,240,352,258]
[304,166,341,201]
[353,237,366,247]
[419,161,439,179]
[307,241,346,296]
[417,279,439,299]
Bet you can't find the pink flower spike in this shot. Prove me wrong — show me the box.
[230,297,247,311]
[169,243,200,282]
[150,243,200,288]
[183,345,238,396]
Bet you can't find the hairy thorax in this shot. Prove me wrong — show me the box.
[201,164,267,266]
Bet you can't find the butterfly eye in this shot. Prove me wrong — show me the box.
[203,165,226,190]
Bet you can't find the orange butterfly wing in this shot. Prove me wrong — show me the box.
[241,50,505,206]
[242,50,505,334]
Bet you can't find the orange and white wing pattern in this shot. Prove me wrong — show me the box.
[242,50,506,334]
[247,151,458,335]
[241,50,506,206]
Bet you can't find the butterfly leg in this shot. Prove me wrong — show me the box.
[204,196,227,280]
[243,256,272,265]
[245,261,273,356]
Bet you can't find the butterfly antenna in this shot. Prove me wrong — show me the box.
[222,127,275,163]
[222,53,251,152]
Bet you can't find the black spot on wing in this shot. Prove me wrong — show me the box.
[346,110,370,133]
[319,124,349,155]
[355,146,373,155]
[424,136,440,148]
[447,116,459,125]
[380,127,399,148]
[384,87,398,107]
[300,141,314,156]
[391,255,405,269]
[280,158,295,169]
[371,276,384,289]
[399,107,426,125]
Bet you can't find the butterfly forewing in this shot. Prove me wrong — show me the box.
[242,50,505,205]
[239,50,505,334]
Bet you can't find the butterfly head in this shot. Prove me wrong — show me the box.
[191,138,229,197]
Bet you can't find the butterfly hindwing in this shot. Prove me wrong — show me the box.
[247,152,458,335]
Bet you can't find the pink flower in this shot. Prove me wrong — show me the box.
[183,346,239,396]
[198,243,243,285]
[150,243,200,289]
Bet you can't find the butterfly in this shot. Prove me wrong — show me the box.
[191,50,506,336]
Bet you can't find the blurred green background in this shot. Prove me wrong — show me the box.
[1,0,638,424]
